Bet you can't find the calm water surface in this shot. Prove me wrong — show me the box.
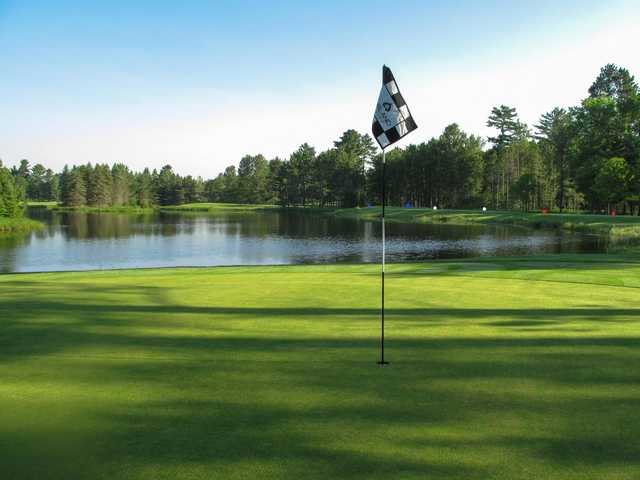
[0,209,607,273]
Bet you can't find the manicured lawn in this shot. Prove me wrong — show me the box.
[1,255,640,479]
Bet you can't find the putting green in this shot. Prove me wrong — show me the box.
[1,255,640,479]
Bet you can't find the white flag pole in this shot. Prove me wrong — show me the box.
[372,64,417,365]
[378,147,389,366]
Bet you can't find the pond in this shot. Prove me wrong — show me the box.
[0,209,607,273]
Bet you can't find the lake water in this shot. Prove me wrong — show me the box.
[0,209,607,273]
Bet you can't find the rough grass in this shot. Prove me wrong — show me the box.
[2,255,640,479]
[0,216,43,236]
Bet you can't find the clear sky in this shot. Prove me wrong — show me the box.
[1,0,639,177]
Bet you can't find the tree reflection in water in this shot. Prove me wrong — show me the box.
[0,209,608,273]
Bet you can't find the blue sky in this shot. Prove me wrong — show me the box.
[1,0,639,177]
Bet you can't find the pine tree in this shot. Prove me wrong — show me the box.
[0,162,21,217]
[63,167,87,207]
[111,164,132,206]
[87,164,113,207]
[135,168,154,207]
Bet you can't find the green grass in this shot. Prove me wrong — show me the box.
[334,207,640,247]
[0,216,43,236]
[159,202,279,213]
[2,255,640,479]
[51,205,155,213]
[25,201,58,208]
[334,206,640,231]
[159,203,336,214]
[26,202,150,213]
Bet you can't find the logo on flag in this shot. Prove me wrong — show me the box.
[372,65,417,149]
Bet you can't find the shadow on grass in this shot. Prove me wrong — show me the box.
[2,278,640,478]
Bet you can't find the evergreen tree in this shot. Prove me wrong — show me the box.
[28,163,47,200]
[204,175,225,202]
[10,159,30,203]
[536,108,574,211]
[44,169,59,202]
[87,164,113,207]
[0,161,21,217]
[182,175,204,203]
[288,143,315,206]
[135,168,155,207]
[62,167,87,207]
[237,155,269,204]
[111,164,132,206]
[221,166,238,203]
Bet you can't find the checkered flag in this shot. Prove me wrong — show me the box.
[372,65,417,149]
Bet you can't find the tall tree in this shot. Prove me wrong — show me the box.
[27,163,47,200]
[536,108,574,211]
[593,157,631,212]
[0,160,21,217]
[11,159,30,203]
[237,155,270,204]
[182,175,204,203]
[221,166,238,203]
[487,105,528,151]
[288,144,316,206]
[156,165,178,206]
[62,166,87,207]
[135,168,154,207]
[486,106,530,208]
[330,131,372,207]
[43,169,59,201]
[111,164,132,206]
[87,164,113,207]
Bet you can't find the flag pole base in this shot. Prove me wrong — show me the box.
[377,361,390,366]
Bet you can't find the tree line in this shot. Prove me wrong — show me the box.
[2,63,639,216]
[369,64,640,213]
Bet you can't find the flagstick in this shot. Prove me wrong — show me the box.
[378,147,389,366]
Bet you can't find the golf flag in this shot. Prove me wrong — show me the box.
[372,65,418,149]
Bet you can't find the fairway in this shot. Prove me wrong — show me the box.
[2,256,640,479]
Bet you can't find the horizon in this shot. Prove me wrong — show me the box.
[2,0,639,177]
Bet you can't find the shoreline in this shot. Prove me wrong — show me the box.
[0,217,44,237]
[328,207,640,247]
[2,252,638,276]
[23,202,640,248]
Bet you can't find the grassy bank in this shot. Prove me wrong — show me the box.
[2,255,640,479]
[35,202,276,214]
[25,201,58,208]
[159,202,279,213]
[0,216,43,236]
[334,206,640,240]
[51,205,155,213]
[27,202,155,214]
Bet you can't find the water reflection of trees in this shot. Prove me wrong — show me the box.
[0,235,30,273]
[45,212,187,240]
[1,210,609,273]
[31,211,518,243]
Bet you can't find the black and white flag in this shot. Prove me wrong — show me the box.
[371,65,417,149]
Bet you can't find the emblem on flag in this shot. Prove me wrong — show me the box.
[372,65,417,149]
